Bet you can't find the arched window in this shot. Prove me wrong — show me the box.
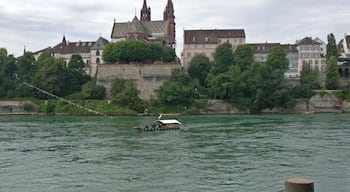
[96,58,100,64]
[96,50,100,56]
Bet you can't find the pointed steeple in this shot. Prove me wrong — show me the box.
[140,0,151,21]
[163,0,174,20]
[62,35,67,45]
[163,0,175,46]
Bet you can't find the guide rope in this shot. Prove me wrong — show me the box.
[16,75,113,118]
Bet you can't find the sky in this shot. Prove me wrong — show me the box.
[0,0,349,57]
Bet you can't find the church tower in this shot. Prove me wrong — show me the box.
[163,0,176,46]
[140,0,151,21]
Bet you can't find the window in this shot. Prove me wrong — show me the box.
[187,52,192,58]
[96,50,100,56]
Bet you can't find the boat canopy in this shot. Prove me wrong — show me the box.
[156,119,182,125]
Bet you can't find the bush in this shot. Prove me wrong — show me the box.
[22,102,35,112]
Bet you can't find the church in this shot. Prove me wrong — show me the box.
[111,0,176,47]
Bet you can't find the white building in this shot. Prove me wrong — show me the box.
[297,37,327,75]
[339,33,350,58]
[33,36,109,76]
[250,43,299,78]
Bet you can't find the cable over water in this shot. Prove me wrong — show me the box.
[15,75,113,118]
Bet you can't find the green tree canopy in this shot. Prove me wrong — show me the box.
[234,44,254,71]
[68,54,85,72]
[110,78,144,112]
[16,52,35,81]
[214,42,234,74]
[265,46,289,72]
[187,54,211,87]
[325,56,339,90]
[110,78,128,97]
[115,80,144,112]
[103,40,176,64]
[326,33,338,60]
[157,68,197,105]
[291,63,320,99]
[81,79,106,99]
[32,57,68,98]
[162,46,176,63]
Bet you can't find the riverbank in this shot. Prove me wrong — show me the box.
[1,92,349,116]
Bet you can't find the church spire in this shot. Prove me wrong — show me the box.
[163,0,175,46]
[62,34,67,45]
[140,0,151,21]
[163,0,174,20]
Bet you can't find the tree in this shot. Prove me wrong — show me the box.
[244,48,293,113]
[214,42,234,74]
[234,44,254,71]
[68,54,85,72]
[325,56,339,90]
[110,78,127,97]
[207,65,241,100]
[162,46,176,63]
[81,78,106,99]
[16,52,35,81]
[145,43,163,62]
[32,58,68,98]
[326,33,338,60]
[115,81,144,112]
[265,46,289,72]
[187,54,211,86]
[157,68,196,105]
[102,43,118,63]
[0,49,17,98]
[103,40,174,64]
[292,64,320,99]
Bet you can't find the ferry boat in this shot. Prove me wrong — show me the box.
[136,114,182,131]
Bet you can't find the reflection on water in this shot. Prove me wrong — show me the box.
[0,114,350,192]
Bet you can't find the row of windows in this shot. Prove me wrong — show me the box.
[301,59,327,65]
[299,46,322,52]
[299,53,321,59]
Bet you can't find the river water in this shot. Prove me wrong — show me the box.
[0,114,349,192]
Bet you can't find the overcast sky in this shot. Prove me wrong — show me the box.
[1,0,349,57]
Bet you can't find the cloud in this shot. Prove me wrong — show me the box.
[1,0,349,56]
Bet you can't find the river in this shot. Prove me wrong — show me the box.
[0,114,349,192]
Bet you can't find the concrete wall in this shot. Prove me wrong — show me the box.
[0,101,35,114]
[96,63,182,100]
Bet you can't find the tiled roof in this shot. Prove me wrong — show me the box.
[184,29,245,44]
[250,43,297,54]
[346,35,350,48]
[91,37,109,50]
[298,37,321,45]
[111,17,168,38]
[338,39,345,53]
[250,43,280,53]
[280,44,298,52]
[53,41,95,55]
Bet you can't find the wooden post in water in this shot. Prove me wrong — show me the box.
[285,178,314,192]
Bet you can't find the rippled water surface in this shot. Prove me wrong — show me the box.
[1,114,350,192]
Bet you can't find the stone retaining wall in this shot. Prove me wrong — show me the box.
[96,64,182,100]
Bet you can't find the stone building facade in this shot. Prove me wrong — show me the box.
[96,63,181,100]
[296,37,327,75]
[111,0,175,47]
[33,36,109,76]
[182,29,246,69]
[250,43,299,78]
